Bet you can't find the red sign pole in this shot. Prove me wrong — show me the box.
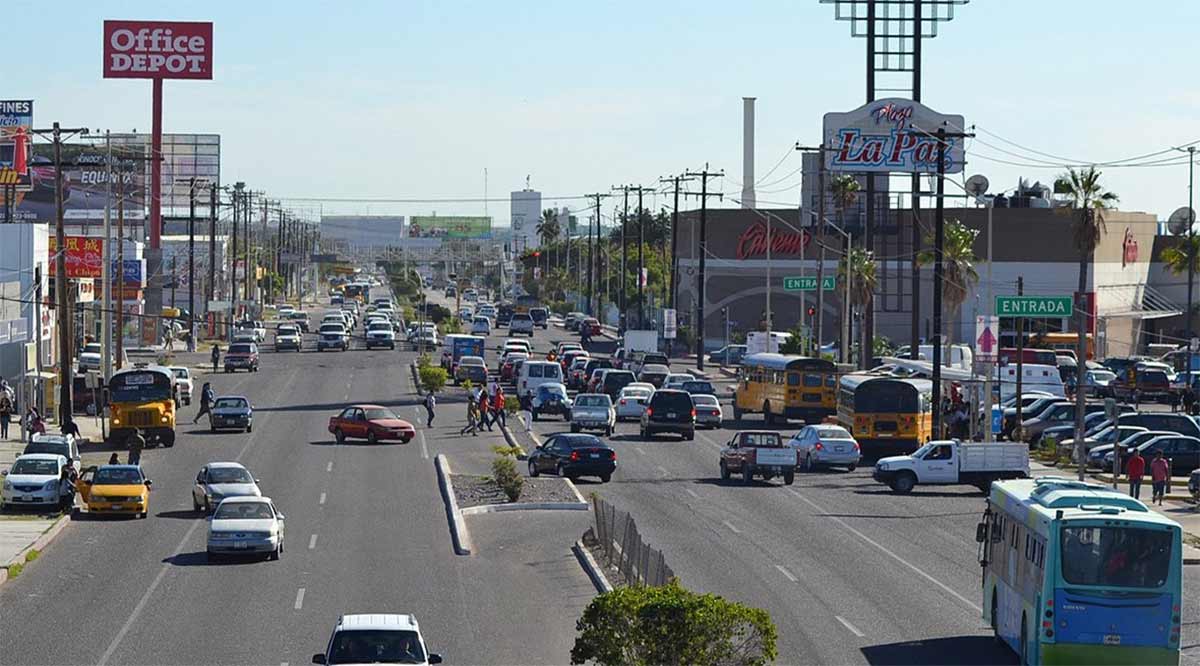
[150,78,162,250]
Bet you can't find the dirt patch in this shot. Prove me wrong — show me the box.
[450,473,580,509]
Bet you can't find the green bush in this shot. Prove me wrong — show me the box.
[571,579,777,666]
[491,455,524,502]
[417,353,432,369]
[442,317,463,334]
[504,395,520,415]
[418,366,448,394]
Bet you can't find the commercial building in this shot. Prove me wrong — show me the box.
[0,223,51,413]
[510,187,541,252]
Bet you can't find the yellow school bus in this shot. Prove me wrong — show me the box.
[837,374,932,454]
[108,366,177,448]
[732,353,839,424]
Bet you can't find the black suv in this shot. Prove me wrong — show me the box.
[640,389,695,441]
[601,370,636,400]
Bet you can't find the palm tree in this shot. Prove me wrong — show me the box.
[917,219,980,345]
[838,246,876,366]
[825,175,860,362]
[537,209,560,280]
[1161,235,1200,275]
[1055,166,1118,480]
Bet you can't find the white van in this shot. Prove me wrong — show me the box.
[517,361,564,397]
[917,344,974,371]
[995,363,1064,401]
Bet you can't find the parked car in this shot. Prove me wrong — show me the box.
[527,433,616,483]
[191,462,262,513]
[312,614,443,666]
[788,424,861,472]
[1088,430,1176,470]
[531,382,572,421]
[275,324,302,352]
[224,343,260,372]
[718,430,797,485]
[616,384,654,421]
[570,394,616,436]
[709,344,747,366]
[1105,434,1200,475]
[206,496,285,561]
[640,389,695,441]
[210,396,254,433]
[691,394,723,429]
[23,434,81,472]
[327,404,416,444]
[1,454,73,510]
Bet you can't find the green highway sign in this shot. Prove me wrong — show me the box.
[995,295,1073,317]
[783,276,835,292]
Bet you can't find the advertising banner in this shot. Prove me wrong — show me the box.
[13,142,146,223]
[0,100,33,193]
[48,236,104,278]
[112,259,146,288]
[409,215,492,239]
[823,98,965,174]
[76,280,96,303]
[103,21,213,80]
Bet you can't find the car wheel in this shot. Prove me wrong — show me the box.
[528,460,540,477]
[742,466,754,485]
[556,462,566,477]
[600,473,611,483]
[270,544,281,561]
[571,424,580,433]
[847,463,857,472]
[783,471,795,486]
[335,429,346,445]
[892,472,916,494]
[720,461,730,480]
[246,424,252,433]
[368,431,378,445]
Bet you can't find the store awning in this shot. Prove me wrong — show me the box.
[1096,284,1181,320]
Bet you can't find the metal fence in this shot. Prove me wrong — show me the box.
[588,495,675,587]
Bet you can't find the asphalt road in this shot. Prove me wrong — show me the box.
[0,293,593,666]
[511,306,1200,666]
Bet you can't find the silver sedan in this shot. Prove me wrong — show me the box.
[206,496,285,561]
[788,424,862,472]
[691,394,723,429]
[615,384,654,421]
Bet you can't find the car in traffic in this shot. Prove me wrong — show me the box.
[317,323,349,352]
[500,352,528,382]
[718,430,797,485]
[365,320,397,349]
[663,373,696,391]
[709,344,747,366]
[191,462,262,513]
[210,395,254,433]
[328,405,416,444]
[580,317,601,336]
[601,370,637,400]
[224,342,260,372]
[285,310,310,332]
[170,366,194,406]
[527,433,616,483]
[275,324,303,352]
[235,320,266,343]
[570,393,616,436]
[637,364,670,389]
[788,424,861,472]
[563,312,586,330]
[78,342,103,371]
[1,454,72,510]
[508,312,534,336]
[454,355,488,386]
[567,358,592,390]
[77,464,152,518]
[206,496,285,561]
[616,384,654,421]
[518,361,564,398]
[640,389,695,441]
[587,368,610,394]
[531,382,572,421]
[529,307,549,329]
[312,614,443,666]
[680,379,717,396]
[691,394,723,429]
[470,316,492,336]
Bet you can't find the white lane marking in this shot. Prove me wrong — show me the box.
[294,588,306,610]
[308,534,318,550]
[419,430,429,459]
[656,466,668,477]
[685,488,699,498]
[775,565,798,582]
[788,488,982,612]
[326,461,333,472]
[722,520,741,534]
[836,616,866,638]
[319,492,327,505]
[634,447,647,456]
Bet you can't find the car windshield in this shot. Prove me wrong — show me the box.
[320,325,343,333]
[651,392,693,410]
[229,344,254,354]
[94,468,143,484]
[364,408,398,420]
[172,368,188,379]
[213,501,274,520]
[460,356,484,366]
[683,381,715,393]
[208,467,253,484]
[11,459,58,475]
[815,426,852,440]
[368,322,390,330]
[562,435,604,449]
[742,432,782,447]
[278,327,297,335]
[327,629,425,665]
[538,384,567,399]
[575,395,610,407]
[1060,525,1172,588]
[215,398,248,409]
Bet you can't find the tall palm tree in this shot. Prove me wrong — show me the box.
[917,219,980,345]
[838,246,876,366]
[1055,166,1118,480]
[826,175,860,362]
[1161,235,1200,275]
[537,208,560,281]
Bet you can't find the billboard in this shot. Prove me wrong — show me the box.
[0,100,32,192]
[409,215,492,239]
[823,98,965,174]
[48,236,105,278]
[12,141,146,222]
[320,215,407,248]
[158,133,220,209]
[103,21,213,80]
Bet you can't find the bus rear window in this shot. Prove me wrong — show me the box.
[802,374,822,387]
[1060,526,1172,589]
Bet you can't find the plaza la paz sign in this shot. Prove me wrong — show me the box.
[823,99,965,174]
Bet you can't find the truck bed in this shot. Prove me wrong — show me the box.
[958,443,1029,474]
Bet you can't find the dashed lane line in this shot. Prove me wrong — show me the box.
[308,534,318,550]
[836,616,866,638]
[775,565,798,582]
[419,431,429,459]
[326,461,333,472]
[722,520,741,534]
[685,488,699,498]
[294,588,306,610]
[319,492,327,505]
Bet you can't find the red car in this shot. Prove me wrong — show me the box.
[501,353,528,382]
[327,404,416,444]
[581,318,601,336]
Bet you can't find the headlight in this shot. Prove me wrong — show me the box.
[43,480,58,491]
[3,481,11,490]
[112,417,121,425]
[877,463,888,471]
[161,415,169,423]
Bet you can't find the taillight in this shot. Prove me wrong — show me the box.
[814,442,824,451]
[619,399,626,405]
[690,409,697,418]
[853,442,860,451]
[610,450,617,461]
[569,451,580,462]
[646,407,653,416]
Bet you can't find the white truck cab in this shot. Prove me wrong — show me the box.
[873,440,1029,494]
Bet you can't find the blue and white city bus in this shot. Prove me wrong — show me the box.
[978,477,1183,665]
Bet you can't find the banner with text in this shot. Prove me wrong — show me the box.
[823,98,965,174]
[0,100,33,193]
[103,20,213,80]
[49,236,104,278]
[409,215,492,239]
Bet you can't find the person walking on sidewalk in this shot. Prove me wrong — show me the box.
[519,392,533,432]
[128,429,145,466]
[193,383,214,424]
[459,399,478,436]
[492,385,506,429]
[211,344,221,373]
[478,389,493,432]
[25,407,45,437]
[423,390,436,427]
[0,390,12,440]
[1151,450,1171,505]
[1126,447,1146,500]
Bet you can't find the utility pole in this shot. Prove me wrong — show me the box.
[661,175,694,319]
[627,185,655,329]
[683,166,724,371]
[585,193,608,316]
[1015,276,1025,441]
[208,184,216,306]
[187,178,196,352]
[931,127,947,438]
[102,131,113,390]
[230,183,242,329]
[613,185,630,334]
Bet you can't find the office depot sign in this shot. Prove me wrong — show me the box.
[103,20,213,79]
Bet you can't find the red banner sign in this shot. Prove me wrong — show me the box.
[736,222,811,260]
[103,20,213,80]
[49,236,104,278]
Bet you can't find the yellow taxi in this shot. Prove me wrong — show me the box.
[77,465,153,519]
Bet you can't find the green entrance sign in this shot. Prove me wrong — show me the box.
[783,276,835,292]
[995,296,1073,317]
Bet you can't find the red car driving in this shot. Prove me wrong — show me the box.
[327,404,416,444]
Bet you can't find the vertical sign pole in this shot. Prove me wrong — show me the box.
[144,78,164,349]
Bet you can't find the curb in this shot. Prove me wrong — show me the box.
[573,539,614,593]
[460,499,588,515]
[410,361,421,395]
[499,421,528,458]
[434,454,472,556]
[1,512,72,586]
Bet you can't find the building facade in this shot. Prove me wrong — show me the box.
[510,188,541,253]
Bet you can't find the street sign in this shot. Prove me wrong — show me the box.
[991,406,1002,435]
[975,315,999,362]
[663,309,677,339]
[783,276,835,292]
[995,296,1073,317]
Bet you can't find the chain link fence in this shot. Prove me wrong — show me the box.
[586,495,674,587]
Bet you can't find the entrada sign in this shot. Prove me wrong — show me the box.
[995,296,1073,317]
[783,276,835,292]
[823,98,965,174]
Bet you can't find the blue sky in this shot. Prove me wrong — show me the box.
[10,0,1200,223]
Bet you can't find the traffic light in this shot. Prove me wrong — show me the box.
[807,306,816,317]
[533,251,541,258]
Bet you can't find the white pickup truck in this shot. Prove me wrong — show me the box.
[872,440,1028,494]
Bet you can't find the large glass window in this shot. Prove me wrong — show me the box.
[1060,526,1172,589]
[855,382,919,413]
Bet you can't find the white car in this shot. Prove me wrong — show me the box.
[508,313,535,336]
[277,304,295,317]
[206,496,285,560]
[317,323,349,351]
[570,393,616,435]
[78,342,103,371]
[691,394,723,429]
[170,366,194,406]
[616,384,654,420]
[788,424,862,472]
[471,316,491,336]
[312,614,443,666]
[663,373,696,391]
[1,454,72,509]
[365,321,397,349]
[275,324,302,352]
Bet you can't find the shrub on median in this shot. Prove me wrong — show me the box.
[419,366,448,394]
[491,454,523,502]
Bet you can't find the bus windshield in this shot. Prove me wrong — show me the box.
[855,384,919,413]
[1060,525,1172,589]
[109,371,172,403]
